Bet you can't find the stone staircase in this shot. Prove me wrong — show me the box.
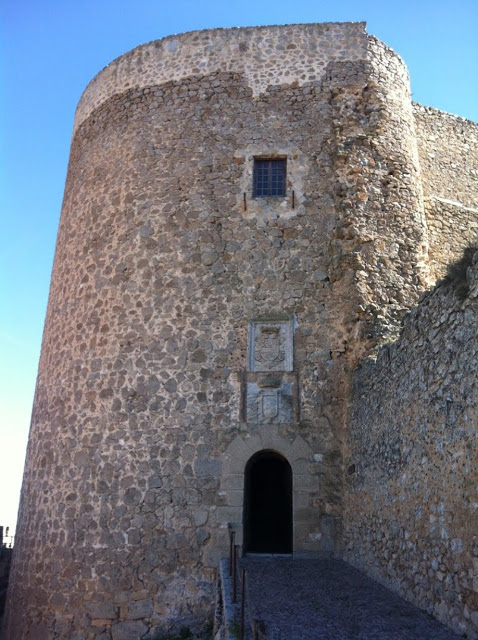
[215,556,463,640]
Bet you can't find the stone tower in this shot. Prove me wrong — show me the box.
[4,22,477,640]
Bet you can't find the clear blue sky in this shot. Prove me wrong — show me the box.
[1,0,477,539]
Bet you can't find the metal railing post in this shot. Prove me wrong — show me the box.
[232,544,239,604]
[240,568,246,640]
[232,543,239,603]
[229,529,235,577]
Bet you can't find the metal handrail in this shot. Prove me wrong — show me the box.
[233,544,239,603]
[228,525,254,639]
[240,568,246,639]
[229,527,235,577]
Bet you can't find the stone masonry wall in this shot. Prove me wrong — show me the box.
[327,36,428,365]
[344,253,478,639]
[4,21,476,640]
[74,22,367,134]
[6,23,396,640]
[414,106,478,281]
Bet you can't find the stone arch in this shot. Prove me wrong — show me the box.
[243,449,293,554]
[218,429,319,554]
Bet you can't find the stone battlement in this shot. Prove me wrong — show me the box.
[75,22,372,132]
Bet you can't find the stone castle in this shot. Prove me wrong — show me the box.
[3,21,478,640]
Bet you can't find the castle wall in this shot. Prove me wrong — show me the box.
[343,254,478,639]
[74,22,367,134]
[5,24,381,639]
[326,36,428,363]
[4,22,473,640]
[414,106,478,281]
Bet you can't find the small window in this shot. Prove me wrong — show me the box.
[253,158,286,197]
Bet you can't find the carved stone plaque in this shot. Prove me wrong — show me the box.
[246,382,294,424]
[261,390,279,419]
[247,319,293,372]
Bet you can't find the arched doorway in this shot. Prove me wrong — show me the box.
[243,450,293,554]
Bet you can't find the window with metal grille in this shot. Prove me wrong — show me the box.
[253,158,286,197]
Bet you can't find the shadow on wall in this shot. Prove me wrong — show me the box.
[441,243,478,300]
[0,527,13,624]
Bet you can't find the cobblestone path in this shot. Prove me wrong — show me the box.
[241,557,462,639]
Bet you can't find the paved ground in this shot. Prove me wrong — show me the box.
[241,557,462,640]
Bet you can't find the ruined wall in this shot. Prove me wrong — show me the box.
[414,106,478,282]
[344,253,478,639]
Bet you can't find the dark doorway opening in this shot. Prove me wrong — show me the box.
[243,450,293,554]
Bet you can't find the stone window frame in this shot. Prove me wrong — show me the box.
[235,147,306,218]
[252,156,287,198]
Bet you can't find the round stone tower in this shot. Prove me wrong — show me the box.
[4,22,428,640]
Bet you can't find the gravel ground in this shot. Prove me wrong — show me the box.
[241,557,462,640]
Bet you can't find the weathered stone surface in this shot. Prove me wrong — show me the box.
[86,602,116,620]
[111,620,148,640]
[344,255,478,639]
[125,598,153,620]
[414,105,478,282]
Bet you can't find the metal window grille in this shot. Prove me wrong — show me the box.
[253,158,286,197]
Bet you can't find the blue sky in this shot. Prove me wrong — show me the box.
[1,0,477,538]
